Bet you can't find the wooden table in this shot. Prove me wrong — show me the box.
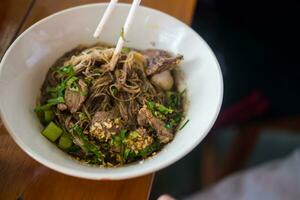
[0,1,196,199]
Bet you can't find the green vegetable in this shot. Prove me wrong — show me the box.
[165,112,183,129]
[146,101,155,111]
[156,103,173,114]
[146,101,173,119]
[34,104,53,112]
[71,125,104,160]
[34,96,64,112]
[122,47,131,53]
[42,122,63,142]
[34,97,65,112]
[124,148,131,160]
[57,65,75,79]
[113,129,127,147]
[58,134,73,149]
[166,89,186,108]
[44,110,54,123]
[66,76,78,87]
[179,119,189,130]
[47,96,65,104]
[45,66,76,100]
[139,141,160,158]
[66,145,81,153]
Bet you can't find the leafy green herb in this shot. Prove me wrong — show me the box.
[112,129,128,147]
[139,141,160,158]
[71,124,104,160]
[166,89,186,108]
[146,101,173,119]
[179,119,189,130]
[38,67,78,113]
[165,112,183,129]
[66,145,81,154]
[124,148,131,160]
[57,65,75,79]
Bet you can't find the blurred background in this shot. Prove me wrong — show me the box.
[151,0,300,199]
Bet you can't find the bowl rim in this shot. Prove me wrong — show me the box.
[0,3,223,180]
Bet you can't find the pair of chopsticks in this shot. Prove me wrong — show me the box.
[93,0,142,71]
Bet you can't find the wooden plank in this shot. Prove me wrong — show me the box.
[20,0,196,32]
[0,124,154,200]
[0,0,33,59]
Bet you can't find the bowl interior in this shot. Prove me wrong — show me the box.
[0,3,223,180]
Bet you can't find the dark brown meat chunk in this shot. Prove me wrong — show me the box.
[65,79,88,113]
[137,106,173,143]
[142,49,183,76]
[92,111,114,124]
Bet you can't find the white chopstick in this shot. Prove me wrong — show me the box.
[109,0,141,71]
[93,0,118,38]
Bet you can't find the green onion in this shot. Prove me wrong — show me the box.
[156,103,173,114]
[47,96,65,104]
[42,122,63,142]
[146,101,155,111]
[57,65,75,78]
[66,77,78,87]
[179,119,189,130]
[165,112,183,129]
[35,97,65,113]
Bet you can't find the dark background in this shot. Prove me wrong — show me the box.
[194,0,299,116]
[151,0,300,199]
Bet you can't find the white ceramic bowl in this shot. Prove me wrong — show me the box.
[0,3,223,180]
